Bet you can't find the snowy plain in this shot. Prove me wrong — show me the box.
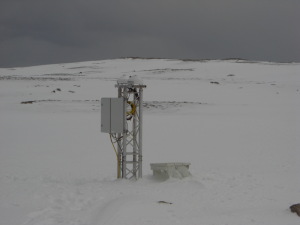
[0,58,299,225]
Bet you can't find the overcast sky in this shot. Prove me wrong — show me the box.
[0,0,299,67]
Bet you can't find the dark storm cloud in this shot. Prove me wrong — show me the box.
[0,0,299,67]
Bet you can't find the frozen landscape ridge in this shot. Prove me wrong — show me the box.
[0,58,299,225]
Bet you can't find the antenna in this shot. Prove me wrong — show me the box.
[101,76,146,179]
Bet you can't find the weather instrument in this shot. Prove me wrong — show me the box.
[101,75,146,179]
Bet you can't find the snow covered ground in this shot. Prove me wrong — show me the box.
[0,58,299,225]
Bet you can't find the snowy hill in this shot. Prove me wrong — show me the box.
[0,58,299,224]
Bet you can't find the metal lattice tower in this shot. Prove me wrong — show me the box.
[115,77,146,179]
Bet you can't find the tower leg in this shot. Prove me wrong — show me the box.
[138,88,143,178]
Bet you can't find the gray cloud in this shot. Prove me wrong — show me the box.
[0,0,299,67]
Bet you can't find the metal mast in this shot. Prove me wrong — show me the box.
[115,76,146,179]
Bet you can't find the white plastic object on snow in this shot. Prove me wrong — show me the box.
[150,163,191,180]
